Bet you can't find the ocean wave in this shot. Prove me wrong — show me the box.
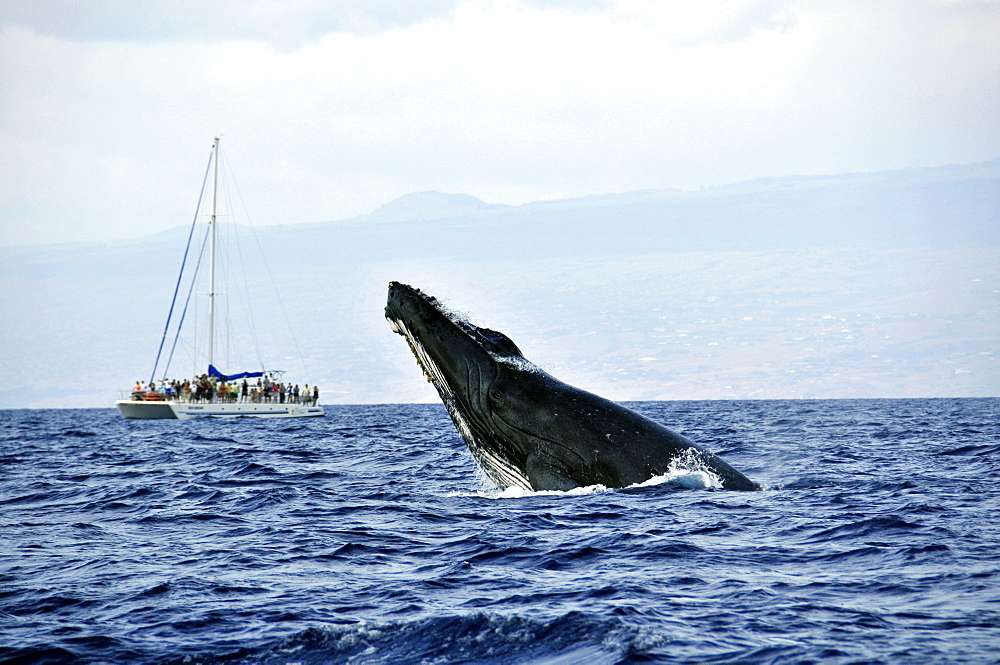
[188,612,638,665]
[2,399,999,664]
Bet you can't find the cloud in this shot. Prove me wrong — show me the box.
[1,0,998,246]
[0,0,465,47]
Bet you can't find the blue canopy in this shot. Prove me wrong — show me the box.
[208,364,265,381]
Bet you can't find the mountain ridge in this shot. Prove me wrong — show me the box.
[12,157,993,252]
[1,158,996,408]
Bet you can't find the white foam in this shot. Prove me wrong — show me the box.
[627,449,725,490]
[630,469,722,491]
[448,483,611,500]
[494,354,545,374]
[445,448,731,498]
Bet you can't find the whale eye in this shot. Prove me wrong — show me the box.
[488,387,506,410]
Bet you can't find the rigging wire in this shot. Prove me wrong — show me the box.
[161,222,211,380]
[149,143,214,386]
[223,148,313,385]
[216,149,264,372]
[148,139,314,387]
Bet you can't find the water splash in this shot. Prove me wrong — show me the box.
[629,449,725,490]
[449,484,611,499]
[449,449,730,498]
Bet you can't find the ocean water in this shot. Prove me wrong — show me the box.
[2,398,998,664]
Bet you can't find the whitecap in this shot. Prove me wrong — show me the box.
[626,449,726,491]
[448,483,611,500]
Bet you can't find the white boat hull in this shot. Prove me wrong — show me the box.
[116,399,324,420]
[116,400,178,419]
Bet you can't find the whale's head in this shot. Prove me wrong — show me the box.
[385,281,546,489]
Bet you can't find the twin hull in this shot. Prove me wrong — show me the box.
[115,400,324,420]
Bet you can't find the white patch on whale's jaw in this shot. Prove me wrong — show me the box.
[389,315,532,491]
[448,400,533,492]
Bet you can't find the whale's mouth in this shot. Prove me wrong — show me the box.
[385,284,462,395]
[387,314,454,396]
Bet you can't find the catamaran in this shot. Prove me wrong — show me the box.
[116,138,325,419]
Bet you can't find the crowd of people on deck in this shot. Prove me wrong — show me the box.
[131,373,320,406]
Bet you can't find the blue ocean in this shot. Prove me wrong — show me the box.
[2,399,998,664]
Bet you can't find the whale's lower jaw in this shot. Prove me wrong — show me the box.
[388,315,532,491]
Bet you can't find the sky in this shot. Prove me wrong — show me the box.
[1,0,998,247]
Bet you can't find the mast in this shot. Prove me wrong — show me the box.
[207,137,219,370]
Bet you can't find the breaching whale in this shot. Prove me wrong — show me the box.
[385,282,758,491]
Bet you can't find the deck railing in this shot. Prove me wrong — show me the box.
[119,391,318,405]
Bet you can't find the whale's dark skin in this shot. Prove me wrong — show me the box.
[385,282,758,491]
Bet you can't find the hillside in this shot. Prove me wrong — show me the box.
[1,161,997,408]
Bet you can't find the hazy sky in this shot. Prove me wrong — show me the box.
[2,0,998,246]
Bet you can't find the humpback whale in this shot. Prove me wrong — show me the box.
[385,282,758,491]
